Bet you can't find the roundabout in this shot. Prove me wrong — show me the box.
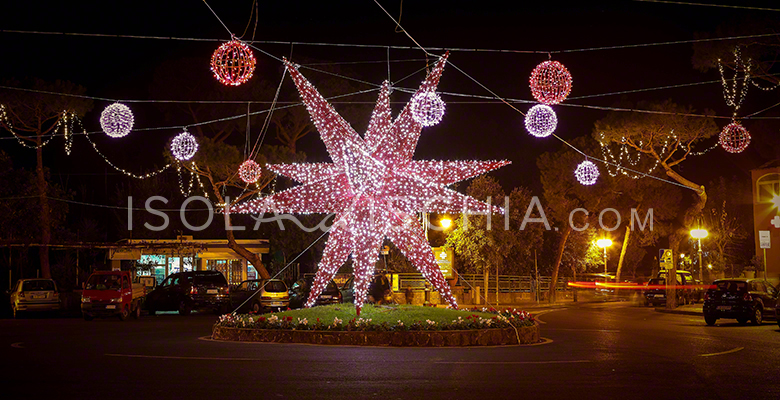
[211,304,540,346]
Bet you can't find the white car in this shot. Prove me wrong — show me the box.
[9,279,61,318]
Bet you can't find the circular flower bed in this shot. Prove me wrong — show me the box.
[212,306,540,346]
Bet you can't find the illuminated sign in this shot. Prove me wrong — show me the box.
[432,247,454,279]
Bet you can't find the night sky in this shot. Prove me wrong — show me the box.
[1,1,779,235]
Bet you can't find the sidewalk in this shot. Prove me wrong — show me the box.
[653,303,703,316]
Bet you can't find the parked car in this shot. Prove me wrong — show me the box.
[288,277,342,309]
[145,271,230,315]
[643,271,696,306]
[81,271,145,321]
[341,275,393,304]
[230,279,290,313]
[8,278,60,318]
[703,278,778,326]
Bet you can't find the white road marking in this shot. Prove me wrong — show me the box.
[698,347,744,357]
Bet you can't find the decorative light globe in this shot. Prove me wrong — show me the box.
[575,160,599,185]
[410,90,445,127]
[719,121,750,154]
[238,159,262,184]
[171,131,199,161]
[524,104,557,137]
[529,60,572,105]
[100,103,134,138]
[211,39,256,86]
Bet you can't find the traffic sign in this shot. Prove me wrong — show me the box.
[659,248,673,270]
[759,230,771,249]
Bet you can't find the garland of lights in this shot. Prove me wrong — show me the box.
[409,90,445,127]
[575,160,599,185]
[100,102,134,138]
[231,53,509,315]
[210,38,256,86]
[529,60,572,105]
[719,120,751,154]
[176,161,196,196]
[597,132,669,179]
[171,130,199,161]
[0,105,67,150]
[717,47,751,114]
[524,104,557,137]
[238,159,262,184]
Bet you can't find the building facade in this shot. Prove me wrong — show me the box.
[751,162,780,282]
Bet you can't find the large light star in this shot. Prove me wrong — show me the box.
[232,52,509,314]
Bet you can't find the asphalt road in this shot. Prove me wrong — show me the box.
[2,303,779,400]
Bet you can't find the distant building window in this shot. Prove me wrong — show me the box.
[756,173,780,203]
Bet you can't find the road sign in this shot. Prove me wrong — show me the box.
[659,248,673,270]
[759,230,771,249]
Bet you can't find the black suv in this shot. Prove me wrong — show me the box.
[146,271,231,315]
[703,278,778,326]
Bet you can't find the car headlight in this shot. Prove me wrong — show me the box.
[111,297,122,303]
[81,297,91,303]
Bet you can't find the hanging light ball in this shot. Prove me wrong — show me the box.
[524,104,558,137]
[210,38,256,86]
[171,131,199,161]
[529,61,573,105]
[238,159,262,184]
[100,103,134,138]
[719,121,751,154]
[575,160,600,185]
[410,90,445,127]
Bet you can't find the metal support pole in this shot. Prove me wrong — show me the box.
[764,248,768,280]
[697,238,703,282]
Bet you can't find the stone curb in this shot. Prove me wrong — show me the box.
[654,308,702,317]
[212,322,540,347]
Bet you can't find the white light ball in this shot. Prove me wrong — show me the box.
[171,131,199,161]
[410,90,445,127]
[575,160,599,185]
[238,159,262,184]
[524,104,557,137]
[100,103,134,138]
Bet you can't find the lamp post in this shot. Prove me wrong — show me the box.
[690,228,708,282]
[596,238,613,276]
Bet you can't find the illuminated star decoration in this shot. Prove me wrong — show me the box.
[232,52,509,314]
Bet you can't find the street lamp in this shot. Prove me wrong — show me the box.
[596,238,612,276]
[690,228,708,282]
[439,217,452,229]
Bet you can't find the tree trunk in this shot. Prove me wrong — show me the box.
[225,226,270,280]
[663,166,707,310]
[35,134,52,279]
[616,226,630,285]
[217,189,271,280]
[548,224,572,303]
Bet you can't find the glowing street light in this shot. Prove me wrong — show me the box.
[690,227,708,282]
[440,217,453,229]
[596,238,612,275]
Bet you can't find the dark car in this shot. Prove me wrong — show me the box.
[230,279,289,313]
[643,271,696,306]
[341,275,393,305]
[145,271,231,315]
[288,277,342,309]
[703,278,778,326]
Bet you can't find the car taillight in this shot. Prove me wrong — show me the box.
[53,292,59,300]
[18,292,25,299]
[743,292,752,301]
[261,296,272,300]
[224,287,229,294]
[190,286,198,295]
